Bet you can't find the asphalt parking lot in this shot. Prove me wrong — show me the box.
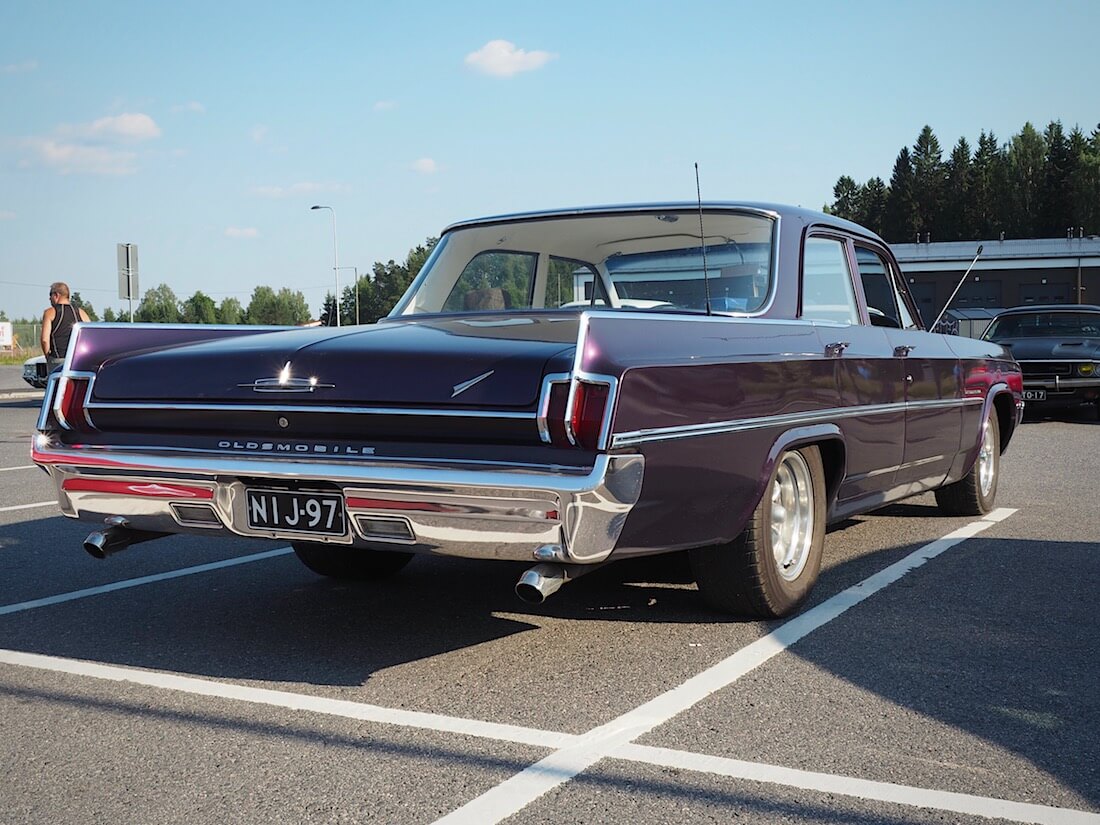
[1,367,1098,824]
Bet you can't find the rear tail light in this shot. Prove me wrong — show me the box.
[568,381,610,450]
[55,376,93,431]
[539,375,613,450]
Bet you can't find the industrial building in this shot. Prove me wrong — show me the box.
[891,235,1100,333]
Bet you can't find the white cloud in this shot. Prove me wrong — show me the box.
[465,40,556,77]
[1,60,37,74]
[0,210,15,220]
[373,100,397,111]
[251,181,350,199]
[225,227,260,239]
[85,112,162,141]
[22,138,137,175]
[411,157,439,174]
[251,125,269,143]
[171,101,206,114]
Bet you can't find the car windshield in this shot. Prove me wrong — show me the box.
[391,210,776,316]
[985,311,1100,339]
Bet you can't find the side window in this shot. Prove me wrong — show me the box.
[443,251,537,312]
[801,237,859,324]
[546,256,600,308]
[854,247,916,329]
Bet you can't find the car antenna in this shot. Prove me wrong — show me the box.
[931,245,983,331]
[695,162,712,316]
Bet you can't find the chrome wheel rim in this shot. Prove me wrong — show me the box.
[770,451,814,582]
[978,419,995,498]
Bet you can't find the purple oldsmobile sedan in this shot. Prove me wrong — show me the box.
[32,203,1024,618]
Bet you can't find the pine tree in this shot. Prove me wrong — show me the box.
[1038,121,1074,236]
[858,177,888,237]
[1007,122,1046,236]
[882,148,917,242]
[829,176,860,221]
[968,131,1004,239]
[942,137,973,241]
[911,126,946,240]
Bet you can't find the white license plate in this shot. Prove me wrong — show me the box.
[1022,389,1046,401]
[246,489,346,536]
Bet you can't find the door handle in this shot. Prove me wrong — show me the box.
[893,345,916,357]
[824,341,850,358]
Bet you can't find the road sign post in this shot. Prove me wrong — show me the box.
[117,243,139,322]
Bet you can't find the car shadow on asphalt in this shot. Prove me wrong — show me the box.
[1,508,1097,807]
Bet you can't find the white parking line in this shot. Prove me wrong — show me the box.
[0,547,296,616]
[614,744,1100,825]
[2,506,1085,824]
[0,465,35,472]
[0,500,55,513]
[0,648,574,750]
[433,508,1019,824]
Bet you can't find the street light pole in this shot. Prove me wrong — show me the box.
[310,205,340,327]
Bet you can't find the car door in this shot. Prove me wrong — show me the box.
[852,244,963,494]
[800,234,906,508]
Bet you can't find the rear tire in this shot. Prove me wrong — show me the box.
[934,410,999,516]
[690,445,826,618]
[292,541,413,581]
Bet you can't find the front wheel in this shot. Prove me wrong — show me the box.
[690,445,826,618]
[292,541,414,581]
[934,410,1000,516]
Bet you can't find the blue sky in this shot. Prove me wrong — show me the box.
[2,0,1097,321]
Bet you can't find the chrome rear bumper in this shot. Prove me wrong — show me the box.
[32,438,644,564]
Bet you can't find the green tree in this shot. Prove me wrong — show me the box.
[857,177,888,236]
[247,286,311,325]
[320,293,338,326]
[134,283,180,323]
[70,292,98,321]
[911,125,945,239]
[882,147,917,242]
[941,137,973,241]
[180,290,217,324]
[102,307,117,322]
[1007,122,1046,236]
[217,296,244,325]
[1038,121,1074,236]
[364,237,439,322]
[968,131,1005,238]
[828,176,860,221]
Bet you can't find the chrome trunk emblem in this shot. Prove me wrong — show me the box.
[239,361,334,393]
[451,370,494,398]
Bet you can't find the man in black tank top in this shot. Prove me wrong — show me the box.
[41,281,91,373]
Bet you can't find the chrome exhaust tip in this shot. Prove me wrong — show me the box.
[83,524,169,559]
[515,561,603,604]
[515,564,566,604]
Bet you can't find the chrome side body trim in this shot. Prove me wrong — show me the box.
[611,397,983,448]
[83,401,536,420]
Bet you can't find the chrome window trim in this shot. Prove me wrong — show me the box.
[611,397,982,448]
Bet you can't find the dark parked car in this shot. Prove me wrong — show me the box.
[32,203,1024,617]
[983,304,1100,417]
